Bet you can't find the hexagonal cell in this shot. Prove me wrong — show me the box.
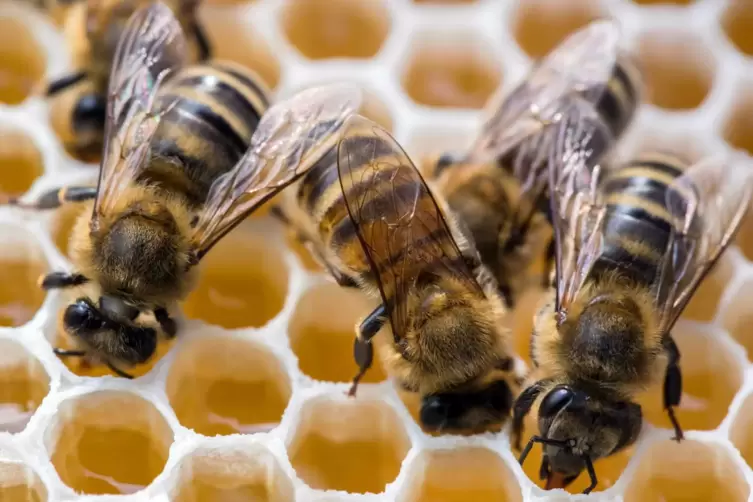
[635,31,714,110]
[0,462,47,502]
[200,6,281,89]
[623,440,749,502]
[722,0,753,57]
[729,393,753,472]
[166,335,291,436]
[0,128,44,200]
[401,32,502,109]
[46,391,173,495]
[719,275,753,358]
[288,398,410,494]
[0,15,45,105]
[281,0,390,60]
[289,283,387,384]
[513,410,633,493]
[512,0,605,60]
[722,85,753,156]
[636,322,743,432]
[681,252,735,323]
[0,224,47,327]
[171,444,294,501]
[400,447,522,502]
[183,220,289,330]
[0,339,49,433]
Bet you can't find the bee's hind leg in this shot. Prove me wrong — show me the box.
[348,304,387,397]
[154,307,178,338]
[663,336,684,442]
[44,70,87,96]
[6,185,97,210]
[39,272,89,290]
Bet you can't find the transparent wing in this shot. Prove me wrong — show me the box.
[468,19,620,198]
[190,83,363,259]
[93,1,186,226]
[337,115,484,340]
[548,100,615,314]
[656,154,752,333]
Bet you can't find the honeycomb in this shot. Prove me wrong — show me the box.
[1,0,753,500]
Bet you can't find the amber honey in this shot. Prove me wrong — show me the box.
[0,342,49,433]
[49,392,172,495]
[288,400,409,494]
[183,224,288,329]
[175,479,271,502]
[682,256,732,323]
[731,397,753,471]
[290,284,386,384]
[281,0,389,60]
[0,131,43,200]
[402,45,500,109]
[405,448,522,502]
[720,280,753,357]
[0,463,47,502]
[513,0,602,60]
[724,92,753,158]
[723,1,753,56]
[0,19,43,105]
[0,259,45,328]
[167,337,290,436]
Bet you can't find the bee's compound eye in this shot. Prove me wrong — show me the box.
[64,301,102,332]
[540,386,575,419]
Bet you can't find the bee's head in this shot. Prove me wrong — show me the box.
[530,385,642,491]
[63,297,157,365]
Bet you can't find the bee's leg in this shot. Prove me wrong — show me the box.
[39,272,89,290]
[512,380,548,451]
[53,348,87,357]
[45,71,87,96]
[154,307,178,339]
[582,456,598,494]
[348,303,387,397]
[105,361,135,379]
[663,336,684,442]
[6,185,97,210]
[193,21,211,61]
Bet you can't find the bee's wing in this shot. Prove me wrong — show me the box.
[189,83,363,260]
[93,1,187,225]
[336,115,484,340]
[657,154,753,333]
[469,19,620,196]
[548,100,615,314]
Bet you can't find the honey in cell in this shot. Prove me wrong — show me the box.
[167,337,291,436]
[49,392,172,496]
[0,131,43,200]
[681,256,733,323]
[183,224,288,330]
[0,19,44,105]
[723,1,753,56]
[720,280,753,357]
[404,448,522,502]
[723,92,753,159]
[288,401,409,494]
[512,0,602,59]
[0,259,46,327]
[0,343,49,433]
[0,464,47,502]
[731,396,753,472]
[281,0,389,60]
[402,45,501,109]
[176,480,271,502]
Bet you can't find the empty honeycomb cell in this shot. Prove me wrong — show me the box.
[172,444,293,502]
[623,440,749,502]
[0,128,44,201]
[722,1,753,56]
[636,32,714,110]
[400,447,522,502]
[401,33,502,109]
[199,6,280,89]
[166,335,291,436]
[513,412,633,494]
[0,225,47,327]
[637,322,742,432]
[718,275,753,358]
[511,0,604,60]
[0,339,49,433]
[0,463,47,502]
[289,283,387,384]
[183,220,288,330]
[0,15,45,105]
[47,391,173,495]
[281,0,390,60]
[681,253,734,322]
[722,86,753,157]
[288,398,410,494]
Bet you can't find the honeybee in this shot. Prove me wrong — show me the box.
[511,101,752,493]
[9,2,362,378]
[425,19,642,308]
[274,114,520,434]
[42,0,212,160]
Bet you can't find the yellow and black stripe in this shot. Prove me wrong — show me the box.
[145,60,271,206]
[586,53,642,141]
[589,152,689,287]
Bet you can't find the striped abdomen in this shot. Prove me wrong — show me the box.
[588,152,687,288]
[144,60,270,207]
[585,54,642,141]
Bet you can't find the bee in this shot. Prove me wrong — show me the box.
[42,0,212,160]
[9,2,362,378]
[274,114,520,434]
[425,19,642,308]
[510,100,752,493]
